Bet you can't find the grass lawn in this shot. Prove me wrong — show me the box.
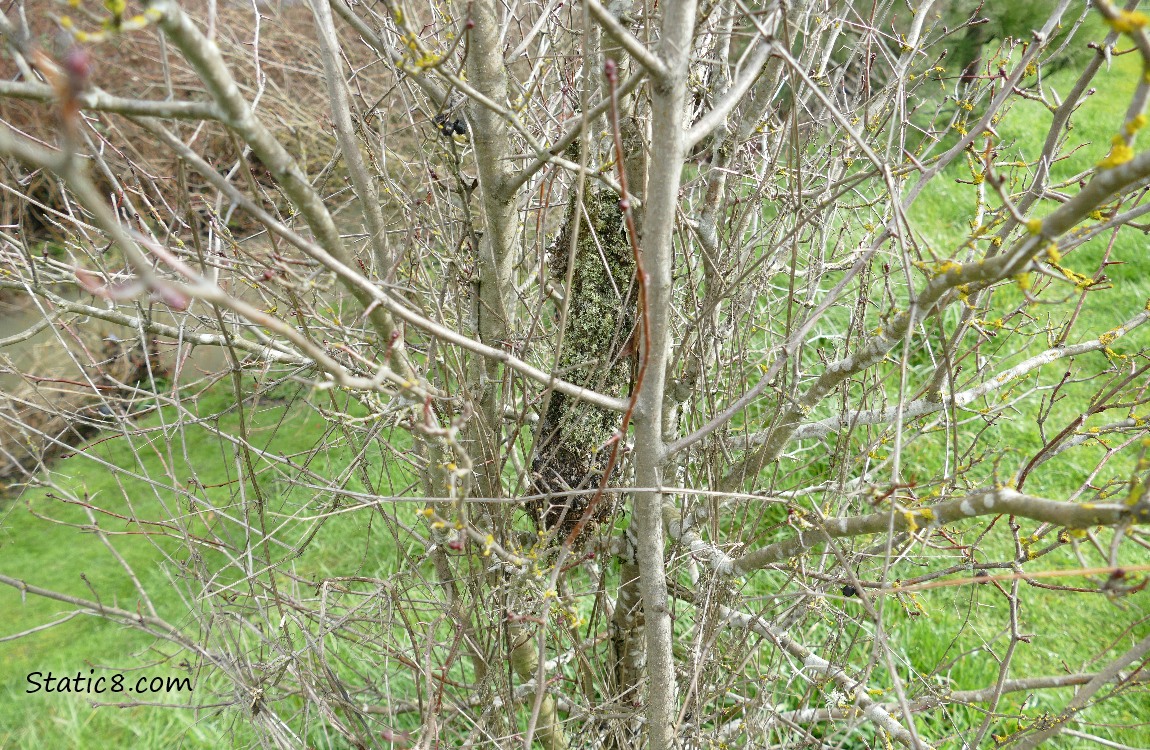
[0,379,423,748]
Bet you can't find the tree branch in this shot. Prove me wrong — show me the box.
[731,488,1150,576]
[0,79,222,120]
[585,0,668,81]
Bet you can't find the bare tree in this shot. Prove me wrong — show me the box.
[1,0,1149,748]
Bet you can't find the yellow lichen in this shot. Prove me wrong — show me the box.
[1105,9,1149,34]
[1125,479,1144,506]
[1098,135,1135,169]
[1054,263,1095,290]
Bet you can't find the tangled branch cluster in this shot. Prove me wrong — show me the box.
[1,1,1149,748]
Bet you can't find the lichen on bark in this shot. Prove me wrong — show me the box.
[530,188,636,537]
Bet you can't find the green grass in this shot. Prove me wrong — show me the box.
[695,35,1150,749]
[0,379,427,748]
[770,46,1150,749]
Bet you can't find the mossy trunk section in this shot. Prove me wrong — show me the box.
[529,189,635,538]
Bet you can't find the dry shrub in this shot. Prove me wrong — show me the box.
[1,0,391,478]
[0,0,384,239]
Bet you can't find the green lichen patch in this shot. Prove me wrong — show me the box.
[530,189,636,538]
